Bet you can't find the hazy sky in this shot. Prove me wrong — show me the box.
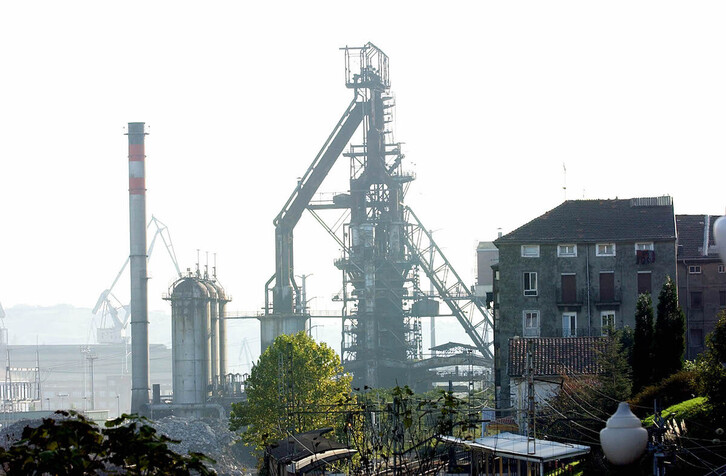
[2,2,726,359]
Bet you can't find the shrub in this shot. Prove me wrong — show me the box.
[629,370,699,418]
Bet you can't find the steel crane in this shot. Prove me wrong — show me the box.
[93,216,181,344]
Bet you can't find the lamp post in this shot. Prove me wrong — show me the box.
[58,392,68,410]
[600,402,648,466]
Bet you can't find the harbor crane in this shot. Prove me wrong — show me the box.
[92,216,181,344]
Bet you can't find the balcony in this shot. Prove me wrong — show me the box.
[636,250,656,265]
[595,289,621,307]
[550,327,613,338]
[556,287,584,308]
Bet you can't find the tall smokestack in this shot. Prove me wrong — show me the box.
[127,122,149,414]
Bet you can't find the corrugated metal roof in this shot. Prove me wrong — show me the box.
[440,433,590,463]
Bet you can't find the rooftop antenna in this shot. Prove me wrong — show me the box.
[213,253,217,279]
[562,162,567,201]
[205,251,209,279]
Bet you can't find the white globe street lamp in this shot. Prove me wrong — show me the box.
[600,402,649,466]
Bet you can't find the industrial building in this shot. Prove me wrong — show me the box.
[260,43,493,391]
[0,45,494,424]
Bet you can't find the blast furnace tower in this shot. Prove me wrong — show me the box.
[264,44,493,389]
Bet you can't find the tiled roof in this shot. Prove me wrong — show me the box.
[508,337,608,377]
[495,197,676,244]
[676,214,723,260]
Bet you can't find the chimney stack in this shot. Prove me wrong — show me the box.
[127,122,149,414]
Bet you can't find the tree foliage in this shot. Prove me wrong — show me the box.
[653,276,685,382]
[228,331,352,452]
[0,411,215,475]
[341,386,477,475]
[698,309,726,422]
[539,330,632,444]
[596,329,632,414]
[632,293,655,392]
[629,369,699,418]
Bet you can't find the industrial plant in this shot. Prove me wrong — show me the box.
[261,43,492,390]
[0,43,493,422]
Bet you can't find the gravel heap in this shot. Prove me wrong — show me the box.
[0,414,257,475]
[149,415,257,475]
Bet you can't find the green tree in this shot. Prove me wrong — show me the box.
[699,310,726,422]
[0,411,215,475]
[632,293,655,392]
[597,329,632,414]
[229,331,352,452]
[343,386,475,475]
[653,276,685,382]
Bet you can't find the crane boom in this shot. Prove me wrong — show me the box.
[93,216,182,343]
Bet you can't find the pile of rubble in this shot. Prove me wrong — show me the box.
[149,415,256,475]
[0,414,257,475]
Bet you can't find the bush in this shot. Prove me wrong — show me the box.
[629,370,699,418]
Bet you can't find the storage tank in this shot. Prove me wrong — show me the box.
[168,276,210,405]
[210,280,229,392]
[201,280,218,392]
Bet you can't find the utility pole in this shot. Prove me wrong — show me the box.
[526,339,536,456]
[82,347,97,410]
[89,352,97,410]
[650,400,667,476]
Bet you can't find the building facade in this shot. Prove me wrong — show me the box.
[676,214,726,359]
[492,197,677,411]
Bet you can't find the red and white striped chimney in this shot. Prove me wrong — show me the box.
[127,122,149,414]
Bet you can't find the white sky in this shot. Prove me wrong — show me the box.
[2,2,726,361]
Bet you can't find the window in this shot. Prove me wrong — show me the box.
[690,328,704,348]
[596,243,616,256]
[720,290,726,307]
[691,291,703,309]
[601,311,616,335]
[523,310,540,337]
[637,272,651,295]
[557,244,577,257]
[562,312,577,337]
[719,265,725,274]
[523,272,538,296]
[521,245,540,258]
[635,242,654,251]
[689,265,702,274]
[561,274,577,303]
[599,272,615,301]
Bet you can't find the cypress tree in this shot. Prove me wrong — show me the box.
[652,276,685,383]
[597,330,633,415]
[632,293,655,393]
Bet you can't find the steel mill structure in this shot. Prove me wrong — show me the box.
[263,43,493,389]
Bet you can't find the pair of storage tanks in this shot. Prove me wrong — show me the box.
[166,274,230,405]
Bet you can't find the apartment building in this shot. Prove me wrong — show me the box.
[492,197,677,410]
[676,214,726,359]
